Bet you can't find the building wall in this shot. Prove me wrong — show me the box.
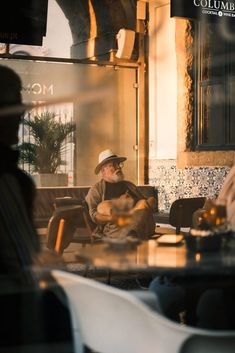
[148,2,231,212]
[43,0,72,57]
[149,3,177,160]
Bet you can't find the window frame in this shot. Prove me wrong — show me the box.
[193,21,235,151]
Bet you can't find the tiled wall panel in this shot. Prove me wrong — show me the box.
[149,159,230,212]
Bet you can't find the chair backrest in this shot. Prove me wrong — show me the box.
[46,205,86,251]
[54,197,96,235]
[169,197,206,233]
[54,197,83,208]
[52,270,235,353]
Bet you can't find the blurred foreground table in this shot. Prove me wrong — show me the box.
[75,237,235,276]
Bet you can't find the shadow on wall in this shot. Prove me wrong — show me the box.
[149,160,230,212]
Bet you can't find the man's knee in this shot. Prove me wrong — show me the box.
[147,196,157,210]
[196,289,228,329]
[133,197,156,211]
[197,289,224,316]
[149,276,186,321]
[133,199,148,210]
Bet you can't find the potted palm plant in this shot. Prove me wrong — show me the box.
[19,111,76,186]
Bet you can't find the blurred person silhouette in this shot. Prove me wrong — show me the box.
[0,65,74,352]
[150,165,235,328]
[194,165,235,330]
[86,149,156,239]
[0,65,39,283]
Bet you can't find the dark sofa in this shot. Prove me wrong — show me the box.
[33,185,165,229]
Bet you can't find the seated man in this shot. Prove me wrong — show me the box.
[86,149,156,239]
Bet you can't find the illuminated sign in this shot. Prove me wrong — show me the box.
[171,0,235,22]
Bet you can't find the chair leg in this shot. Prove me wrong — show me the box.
[83,264,90,277]
[55,218,65,254]
[107,269,111,285]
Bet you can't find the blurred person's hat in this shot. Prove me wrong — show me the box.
[0,65,25,116]
[95,149,127,174]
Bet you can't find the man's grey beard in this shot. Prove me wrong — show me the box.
[112,171,124,183]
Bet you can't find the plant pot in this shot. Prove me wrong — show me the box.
[33,173,68,187]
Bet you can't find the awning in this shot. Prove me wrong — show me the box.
[0,0,48,45]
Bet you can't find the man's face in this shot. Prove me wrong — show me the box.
[101,160,125,183]
[0,114,22,146]
[0,87,23,146]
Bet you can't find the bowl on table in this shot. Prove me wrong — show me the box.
[103,236,141,250]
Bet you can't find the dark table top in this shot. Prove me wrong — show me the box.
[75,234,235,276]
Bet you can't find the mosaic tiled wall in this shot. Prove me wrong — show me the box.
[149,159,230,212]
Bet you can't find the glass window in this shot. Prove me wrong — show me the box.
[194,21,235,150]
[0,59,138,186]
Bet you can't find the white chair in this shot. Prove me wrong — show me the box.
[52,270,235,353]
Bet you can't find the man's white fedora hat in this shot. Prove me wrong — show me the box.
[95,149,126,175]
